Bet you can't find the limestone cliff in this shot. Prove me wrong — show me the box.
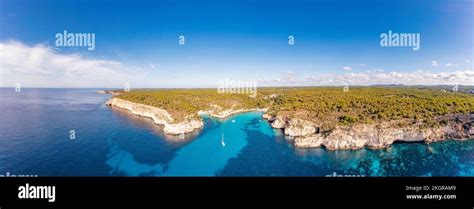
[106,98,203,135]
[264,114,474,150]
[106,98,266,135]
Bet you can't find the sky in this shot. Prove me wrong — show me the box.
[0,0,473,88]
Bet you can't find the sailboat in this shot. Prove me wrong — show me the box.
[221,133,226,147]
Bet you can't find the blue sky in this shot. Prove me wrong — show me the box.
[0,0,473,87]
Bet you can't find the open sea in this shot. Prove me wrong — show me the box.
[1,88,473,176]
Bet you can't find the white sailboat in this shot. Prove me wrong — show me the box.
[221,133,226,147]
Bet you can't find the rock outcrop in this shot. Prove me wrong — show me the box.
[264,114,474,150]
[262,114,273,120]
[284,118,317,137]
[163,119,203,135]
[270,116,286,129]
[106,98,203,135]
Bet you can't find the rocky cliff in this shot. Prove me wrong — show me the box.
[106,98,265,135]
[265,114,474,150]
[106,98,203,135]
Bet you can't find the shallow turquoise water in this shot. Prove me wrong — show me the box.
[1,88,473,176]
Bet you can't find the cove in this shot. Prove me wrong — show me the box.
[106,113,257,176]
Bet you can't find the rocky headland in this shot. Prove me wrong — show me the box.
[106,98,203,135]
[106,97,265,135]
[264,113,474,150]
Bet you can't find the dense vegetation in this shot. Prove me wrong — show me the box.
[116,87,474,127]
[117,89,266,121]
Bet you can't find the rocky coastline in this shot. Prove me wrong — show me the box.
[106,98,203,135]
[106,97,266,135]
[106,95,473,150]
[263,113,474,150]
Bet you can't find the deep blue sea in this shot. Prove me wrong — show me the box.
[1,88,473,176]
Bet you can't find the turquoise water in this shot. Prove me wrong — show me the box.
[1,88,473,176]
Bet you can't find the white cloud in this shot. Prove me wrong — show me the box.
[149,63,159,70]
[282,71,298,83]
[432,60,440,67]
[260,70,474,86]
[366,69,384,73]
[258,71,299,86]
[445,63,457,67]
[2,41,472,88]
[342,66,352,71]
[0,41,156,88]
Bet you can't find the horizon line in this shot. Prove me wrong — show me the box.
[1,84,472,90]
